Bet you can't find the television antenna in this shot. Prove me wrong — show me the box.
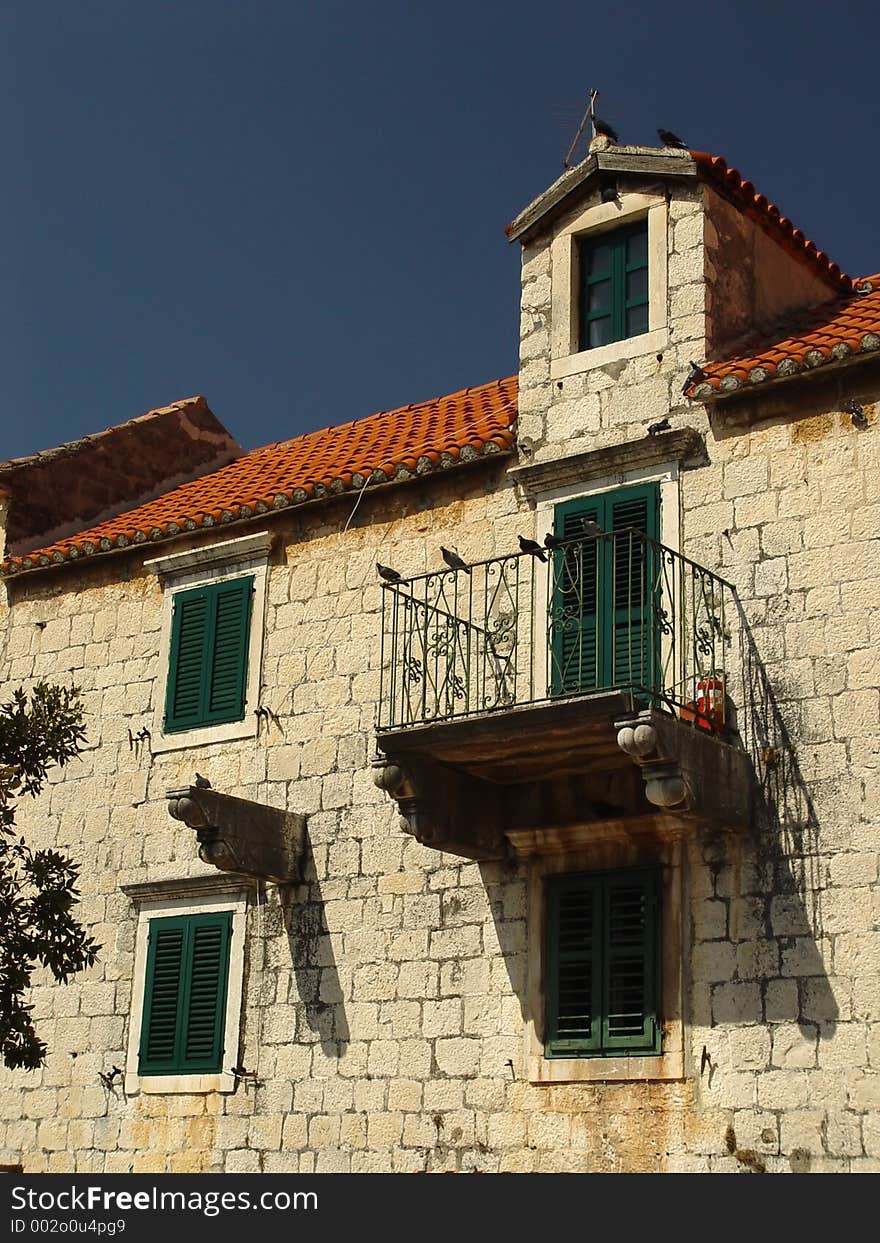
[564,87,598,168]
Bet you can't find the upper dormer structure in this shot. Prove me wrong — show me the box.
[506,138,851,468]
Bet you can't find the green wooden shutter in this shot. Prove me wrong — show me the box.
[165,590,210,731]
[140,922,185,1068]
[545,869,661,1059]
[204,578,253,724]
[609,485,660,694]
[139,911,232,1076]
[550,484,659,696]
[164,577,253,732]
[545,874,603,1056]
[602,871,660,1054]
[578,221,649,350]
[550,497,602,694]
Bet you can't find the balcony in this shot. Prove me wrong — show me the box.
[373,529,753,859]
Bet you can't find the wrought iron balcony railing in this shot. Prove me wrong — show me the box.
[377,529,737,733]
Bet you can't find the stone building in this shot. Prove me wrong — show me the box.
[0,138,878,1173]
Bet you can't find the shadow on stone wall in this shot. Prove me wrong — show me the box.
[480,608,837,1073]
[723,604,836,1036]
[278,836,350,1058]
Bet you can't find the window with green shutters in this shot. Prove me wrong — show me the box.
[549,482,661,697]
[164,576,254,733]
[139,911,232,1076]
[545,869,661,1058]
[578,221,649,351]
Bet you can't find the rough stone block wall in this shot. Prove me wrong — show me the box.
[1,170,879,1171]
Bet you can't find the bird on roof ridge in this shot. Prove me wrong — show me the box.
[657,127,687,149]
[592,115,619,144]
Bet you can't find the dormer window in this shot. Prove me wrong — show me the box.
[578,221,649,350]
[546,193,668,380]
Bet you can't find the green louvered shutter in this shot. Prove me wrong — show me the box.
[204,578,253,724]
[139,912,232,1076]
[140,921,185,1069]
[550,498,602,694]
[164,577,253,732]
[602,871,660,1054]
[609,485,660,694]
[545,874,603,1056]
[545,869,661,1059]
[550,484,659,697]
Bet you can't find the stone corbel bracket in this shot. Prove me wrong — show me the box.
[615,709,752,831]
[372,757,507,862]
[166,786,306,884]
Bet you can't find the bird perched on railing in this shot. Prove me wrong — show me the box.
[195,773,211,789]
[580,519,604,538]
[657,128,687,149]
[518,535,547,562]
[440,547,471,574]
[544,533,563,550]
[376,563,402,584]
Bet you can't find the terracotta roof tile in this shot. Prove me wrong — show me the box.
[2,376,518,577]
[692,152,852,294]
[687,275,880,399]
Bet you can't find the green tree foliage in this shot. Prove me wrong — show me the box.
[0,683,98,1069]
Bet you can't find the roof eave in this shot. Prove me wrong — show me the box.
[687,337,880,402]
[506,150,698,245]
[0,438,516,581]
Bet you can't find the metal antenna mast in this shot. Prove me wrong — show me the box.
[564,87,598,168]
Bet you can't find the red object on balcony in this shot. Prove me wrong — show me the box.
[680,676,725,733]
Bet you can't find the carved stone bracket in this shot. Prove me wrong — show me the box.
[166,786,306,884]
[616,720,687,808]
[615,710,752,830]
[371,757,507,862]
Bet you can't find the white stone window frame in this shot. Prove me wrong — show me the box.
[550,191,668,381]
[122,875,253,1096]
[145,531,272,754]
[531,462,682,701]
[525,836,686,1084]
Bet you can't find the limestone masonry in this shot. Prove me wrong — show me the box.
[1,142,878,1172]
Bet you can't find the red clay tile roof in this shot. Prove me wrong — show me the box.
[687,274,880,399]
[692,152,852,295]
[1,376,518,577]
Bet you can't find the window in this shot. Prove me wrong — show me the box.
[550,482,660,696]
[122,877,251,1095]
[578,221,648,351]
[139,911,232,1076]
[164,576,253,733]
[145,532,271,753]
[545,868,661,1058]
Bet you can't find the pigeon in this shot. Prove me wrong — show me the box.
[544,533,564,550]
[518,535,547,562]
[657,128,687,149]
[648,418,671,436]
[600,184,620,204]
[194,773,211,789]
[682,360,706,395]
[593,115,619,144]
[581,520,604,538]
[440,546,471,575]
[376,563,402,584]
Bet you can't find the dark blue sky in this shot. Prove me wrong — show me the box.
[3,1,878,460]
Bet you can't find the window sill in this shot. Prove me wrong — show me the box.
[550,327,667,380]
[124,1071,235,1095]
[529,1045,684,1084]
[150,717,258,755]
